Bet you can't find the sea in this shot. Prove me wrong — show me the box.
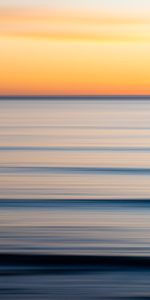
[1,97,150,299]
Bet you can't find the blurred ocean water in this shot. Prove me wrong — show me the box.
[1,99,150,199]
[1,98,150,299]
[1,199,150,257]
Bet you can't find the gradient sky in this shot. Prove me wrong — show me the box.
[1,0,150,95]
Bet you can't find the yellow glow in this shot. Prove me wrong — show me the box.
[0,8,150,95]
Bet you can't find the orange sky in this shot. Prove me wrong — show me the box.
[0,4,150,95]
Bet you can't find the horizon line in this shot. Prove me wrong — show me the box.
[1,95,150,100]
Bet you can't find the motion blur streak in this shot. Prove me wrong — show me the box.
[1,98,150,299]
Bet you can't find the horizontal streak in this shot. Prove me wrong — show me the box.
[1,146,150,152]
[1,199,150,208]
[1,254,150,271]
[2,31,150,43]
[1,125,150,130]
[1,166,150,175]
[1,9,150,26]
[1,95,150,100]
[1,9,150,43]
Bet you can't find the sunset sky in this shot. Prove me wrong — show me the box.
[1,0,150,95]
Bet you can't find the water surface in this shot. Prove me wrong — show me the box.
[1,98,150,299]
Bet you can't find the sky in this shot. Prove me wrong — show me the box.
[0,0,150,95]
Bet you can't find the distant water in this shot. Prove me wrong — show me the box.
[1,98,150,299]
[1,99,150,199]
